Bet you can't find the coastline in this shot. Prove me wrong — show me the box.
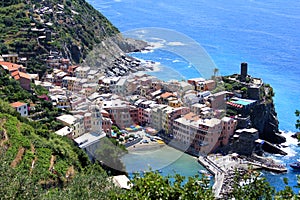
[127,141,165,152]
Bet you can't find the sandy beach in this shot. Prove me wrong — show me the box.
[127,140,166,152]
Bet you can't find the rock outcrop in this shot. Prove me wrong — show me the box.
[250,102,286,144]
[83,34,148,76]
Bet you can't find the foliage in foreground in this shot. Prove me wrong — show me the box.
[230,171,300,200]
[116,171,214,200]
[0,156,120,200]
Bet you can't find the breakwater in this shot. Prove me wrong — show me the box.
[198,154,287,198]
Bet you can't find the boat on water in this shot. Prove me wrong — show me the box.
[290,162,300,169]
[198,170,212,179]
[198,169,208,174]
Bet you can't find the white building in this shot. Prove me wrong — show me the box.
[56,114,85,138]
[10,102,28,117]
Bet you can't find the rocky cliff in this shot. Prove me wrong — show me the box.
[223,74,286,145]
[250,102,286,144]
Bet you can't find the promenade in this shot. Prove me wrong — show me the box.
[198,156,225,198]
[199,154,287,198]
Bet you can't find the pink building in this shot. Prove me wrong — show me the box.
[173,112,222,155]
[84,112,92,132]
[102,117,112,136]
[209,91,228,110]
[216,117,237,148]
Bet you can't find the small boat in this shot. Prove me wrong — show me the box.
[290,162,300,169]
[198,170,207,174]
[198,170,212,179]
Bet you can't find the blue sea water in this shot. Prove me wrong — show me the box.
[88,0,300,191]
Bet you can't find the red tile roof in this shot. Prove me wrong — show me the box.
[0,61,22,72]
[19,72,31,80]
[11,70,19,77]
[183,112,200,121]
[14,75,20,80]
[161,92,174,99]
[10,101,26,108]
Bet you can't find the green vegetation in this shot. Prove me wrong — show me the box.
[95,137,127,176]
[116,171,214,199]
[230,170,300,199]
[0,68,65,131]
[0,0,119,75]
[0,94,124,199]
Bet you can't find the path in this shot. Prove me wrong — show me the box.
[0,119,8,147]
[65,166,75,179]
[49,155,56,172]
[30,143,38,174]
[198,156,225,198]
[11,147,25,168]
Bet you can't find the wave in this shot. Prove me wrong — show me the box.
[279,131,298,157]
[281,131,298,146]
[172,59,181,63]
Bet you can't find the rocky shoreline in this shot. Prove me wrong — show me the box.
[82,34,152,76]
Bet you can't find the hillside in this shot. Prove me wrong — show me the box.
[0,0,144,76]
[0,98,123,199]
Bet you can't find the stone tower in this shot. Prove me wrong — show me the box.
[240,62,248,82]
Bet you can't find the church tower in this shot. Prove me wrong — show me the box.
[90,102,102,135]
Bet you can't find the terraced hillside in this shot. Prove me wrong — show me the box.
[0,0,119,74]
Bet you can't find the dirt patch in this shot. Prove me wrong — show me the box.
[30,143,37,174]
[0,119,9,147]
[11,147,25,168]
[65,166,75,179]
[49,155,56,172]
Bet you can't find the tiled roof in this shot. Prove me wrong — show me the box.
[19,72,31,80]
[10,101,26,108]
[161,92,174,99]
[0,61,22,71]
[183,112,199,121]
[14,75,20,80]
[11,70,19,77]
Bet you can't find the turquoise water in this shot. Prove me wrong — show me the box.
[122,145,206,177]
[89,0,300,192]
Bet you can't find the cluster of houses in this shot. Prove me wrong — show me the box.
[0,54,266,156]
[0,60,33,91]
[37,59,242,155]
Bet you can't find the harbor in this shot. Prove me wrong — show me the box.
[198,154,287,198]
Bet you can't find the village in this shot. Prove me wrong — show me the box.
[0,53,287,198]
[0,52,285,156]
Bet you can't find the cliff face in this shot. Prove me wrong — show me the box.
[250,102,285,144]
[223,74,285,145]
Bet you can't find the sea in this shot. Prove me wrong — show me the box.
[87,0,300,192]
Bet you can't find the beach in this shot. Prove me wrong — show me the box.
[127,140,165,152]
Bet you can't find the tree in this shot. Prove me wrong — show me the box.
[95,137,127,175]
[116,171,214,200]
[213,68,219,78]
[44,164,121,200]
[230,171,275,199]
